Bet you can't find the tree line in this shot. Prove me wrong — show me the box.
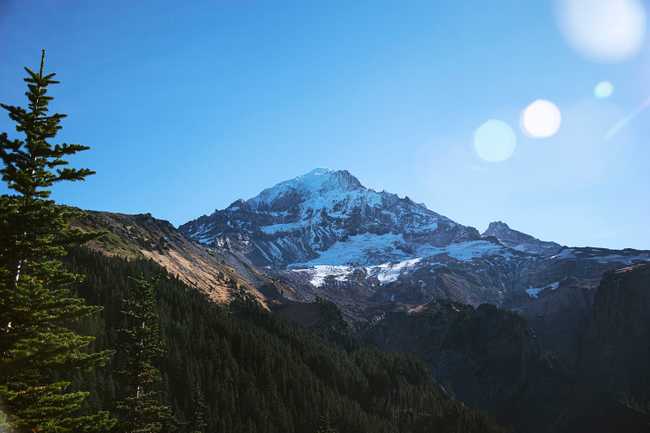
[0,50,176,433]
[0,52,504,433]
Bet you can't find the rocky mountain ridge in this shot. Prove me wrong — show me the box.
[73,210,295,307]
[180,169,650,318]
[180,168,480,268]
[73,171,650,433]
[482,220,563,256]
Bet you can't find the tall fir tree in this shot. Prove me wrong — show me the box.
[116,275,173,433]
[0,51,116,432]
[188,380,208,433]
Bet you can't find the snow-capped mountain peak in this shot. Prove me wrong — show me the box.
[180,169,479,266]
[179,169,650,310]
[247,168,364,211]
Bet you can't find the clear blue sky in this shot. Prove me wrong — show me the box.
[1,0,649,249]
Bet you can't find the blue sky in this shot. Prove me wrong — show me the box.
[1,0,649,249]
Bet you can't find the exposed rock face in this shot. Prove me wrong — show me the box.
[526,263,650,433]
[502,264,650,433]
[74,210,292,306]
[362,273,650,433]
[578,263,650,402]
[80,169,650,433]
[362,300,570,433]
[180,168,650,320]
[180,168,480,267]
[514,278,596,368]
[512,254,650,371]
[482,220,562,256]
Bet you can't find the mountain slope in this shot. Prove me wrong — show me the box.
[363,300,570,433]
[482,221,562,256]
[180,168,480,267]
[73,210,292,306]
[578,263,650,404]
[179,169,650,319]
[68,247,506,433]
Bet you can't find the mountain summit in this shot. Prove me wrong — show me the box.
[180,169,650,310]
[482,221,563,256]
[179,169,479,266]
[247,168,364,210]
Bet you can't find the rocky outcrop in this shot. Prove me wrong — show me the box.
[577,263,650,403]
[514,279,596,368]
[523,263,650,433]
[74,210,292,306]
[362,300,570,433]
[483,221,562,256]
[179,169,650,319]
[362,277,650,433]
[180,168,480,267]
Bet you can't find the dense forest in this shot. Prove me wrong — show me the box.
[0,51,504,432]
[0,51,506,433]
[6,44,648,433]
[66,247,505,433]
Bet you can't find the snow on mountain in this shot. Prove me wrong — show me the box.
[526,281,560,298]
[298,232,409,266]
[292,257,425,288]
[292,265,356,287]
[370,258,423,284]
[180,169,650,308]
[180,168,480,267]
[296,236,514,267]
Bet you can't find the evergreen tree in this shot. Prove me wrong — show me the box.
[0,50,115,432]
[188,380,208,433]
[315,414,338,433]
[65,247,506,433]
[116,275,172,433]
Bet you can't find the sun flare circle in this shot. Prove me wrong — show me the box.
[521,100,562,138]
[473,119,517,162]
[557,0,647,63]
[594,81,614,98]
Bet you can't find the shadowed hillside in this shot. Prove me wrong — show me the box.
[66,247,505,433]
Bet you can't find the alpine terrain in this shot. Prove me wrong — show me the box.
[174,168,650,432]
[180,168,650,318]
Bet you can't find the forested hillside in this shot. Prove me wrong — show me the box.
[66,247,505,433]
[3,40,648,433]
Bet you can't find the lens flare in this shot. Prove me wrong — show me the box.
[473,119,517,162]
[605,96,650,140]
[521,100,562,138]
[594,81,614,99]
[557,0,647,63]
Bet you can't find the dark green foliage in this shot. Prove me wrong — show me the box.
[312,297,356,349]
[115,275,173,433]
[0,51,115,432]
[188,381,208,433]
[315,414,338,433]
[66,248,505,433]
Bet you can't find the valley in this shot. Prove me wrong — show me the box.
[76,168,650,433]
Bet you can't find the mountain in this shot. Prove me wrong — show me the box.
[69,171,650,433]
[363,300,570,433]
[73,210,295,306]
[363,278,650,433]
[180,169,650,319]
[537,263,650,433]
[66,246,506,433]
[482,221,562,256]
[180,168,480,267]
[577,263,650,404]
